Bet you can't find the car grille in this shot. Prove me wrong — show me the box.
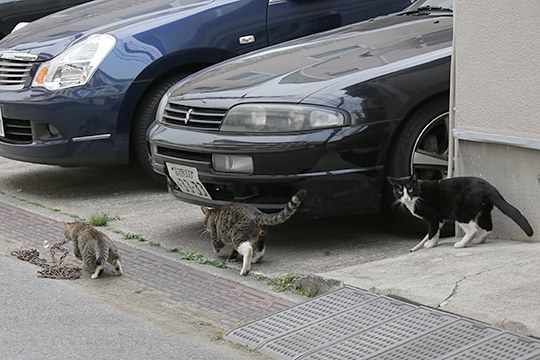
[163,101,227,130]
[0,52,37,91]
[1,118,32,143]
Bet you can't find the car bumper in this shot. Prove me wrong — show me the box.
[0,86,129,166]
[148,121,392,217]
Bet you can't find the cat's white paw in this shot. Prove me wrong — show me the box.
[114,260,123,275]
[251,256,263,264]
[240,270,249,276]
[424,240,438,248]
[251,249,265,263]
[472,230,489,244]
[453,241,468,248]
[91,265,103,279]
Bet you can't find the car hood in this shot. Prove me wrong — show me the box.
[0,0,214,60]
[169,13,453,105]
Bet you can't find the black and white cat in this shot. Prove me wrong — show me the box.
[388,174,534,251]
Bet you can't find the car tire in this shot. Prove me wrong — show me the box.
[387,95,450,180]
[385,95,451,234]
[131,73,192,182]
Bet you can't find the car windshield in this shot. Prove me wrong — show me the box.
[404,0,453,13]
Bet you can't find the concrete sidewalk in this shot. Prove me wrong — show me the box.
[319,237,540,337]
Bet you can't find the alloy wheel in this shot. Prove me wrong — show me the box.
[410,112,449,180]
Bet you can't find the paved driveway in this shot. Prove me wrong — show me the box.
[0,158,419,281]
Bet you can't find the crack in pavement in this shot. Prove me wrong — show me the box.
[437,275,466,308]
[436,258,537,308]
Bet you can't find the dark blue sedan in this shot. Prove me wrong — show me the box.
[0,0,410,179]
[0,0,94,39]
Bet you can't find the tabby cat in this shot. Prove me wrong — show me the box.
[64,221,123,279]
[202,189,307,275]
[388,174,534,252]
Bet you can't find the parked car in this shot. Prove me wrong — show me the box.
[147,0,453,217]
[0,0,411,179]
[0,0,94,39]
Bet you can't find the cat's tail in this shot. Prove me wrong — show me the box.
[488,190,533,236]
[94,240,110,267]
[258,190,307,226]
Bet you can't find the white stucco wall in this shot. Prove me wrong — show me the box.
[453,0,539,240]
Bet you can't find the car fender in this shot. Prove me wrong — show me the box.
[115,47,239,145]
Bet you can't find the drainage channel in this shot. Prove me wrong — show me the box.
[226,287,540,359]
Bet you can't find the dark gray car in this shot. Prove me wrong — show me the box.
[148,0,453,217]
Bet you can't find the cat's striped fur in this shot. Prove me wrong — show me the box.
[202,190,307,275]
[64,221,123,279]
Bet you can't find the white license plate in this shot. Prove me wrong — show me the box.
[0,107,4,138]
[166,163,212,200]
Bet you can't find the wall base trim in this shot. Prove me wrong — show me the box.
[453,129,540,151]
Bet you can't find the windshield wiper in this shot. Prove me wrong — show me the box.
[401,6,453,15]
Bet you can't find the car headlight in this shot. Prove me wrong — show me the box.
[220,104,346,133]
[32,34,116,90]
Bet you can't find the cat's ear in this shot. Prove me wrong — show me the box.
[411,173,418,182]
[201,207,210,216]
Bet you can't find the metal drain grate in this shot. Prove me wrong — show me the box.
[226,287,377,349]
[226,287,540,360]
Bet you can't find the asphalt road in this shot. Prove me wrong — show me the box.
[0,241,273,360]
[0,157,421,282]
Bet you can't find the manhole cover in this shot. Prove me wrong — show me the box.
[226,287,540,360]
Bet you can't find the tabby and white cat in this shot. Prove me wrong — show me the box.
[388,174,533,252]
[64,221,123,279]
[202,189,307,276]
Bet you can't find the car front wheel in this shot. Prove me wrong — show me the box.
[387,96,450,181]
